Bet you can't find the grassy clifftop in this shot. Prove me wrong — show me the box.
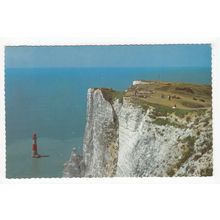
[98,88,124,104]
[127,80,211,110]
[98,80,211,113]
[98,80,212,129]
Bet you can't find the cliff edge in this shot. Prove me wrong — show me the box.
[63,81,212,177]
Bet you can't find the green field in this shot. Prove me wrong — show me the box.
[125,81,212,111]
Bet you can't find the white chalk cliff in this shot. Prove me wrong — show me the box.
[63,82,213,177]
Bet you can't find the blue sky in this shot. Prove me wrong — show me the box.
[5,44,211,68]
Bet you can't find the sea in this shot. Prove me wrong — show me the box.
[5,67,211,178]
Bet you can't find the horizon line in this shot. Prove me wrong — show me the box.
[5,66,211,69]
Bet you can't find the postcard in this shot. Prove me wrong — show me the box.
[3,44,213,178]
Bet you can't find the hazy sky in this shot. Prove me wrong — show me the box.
[5,44,211,68]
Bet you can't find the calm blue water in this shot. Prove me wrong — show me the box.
[5,67,211,178]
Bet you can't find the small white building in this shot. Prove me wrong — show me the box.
[132,80,155,86]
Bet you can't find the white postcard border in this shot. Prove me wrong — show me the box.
[1,38,219,183]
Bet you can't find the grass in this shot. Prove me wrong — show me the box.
[173,108,192,118]
[181,101,205,108]
[181,135,196,147]
[200,168,213,176]
[131,96,205,123]
[100,83,210,125]
[130,97,191,119]
[130,97,150,111]
[200,135,212,155]
[101,88,124,104]
[195,109,207,116]
[128,80,211,111]
[152,118,185,128]
[111,91,124,103]
[150,102,192,118]
[153,118,169,126]
[145,98,206,118]
[158,82,211,97]
[186,116,191,122]
[150,103,174,116]
[167,136,196,176]
[167,145,193,177]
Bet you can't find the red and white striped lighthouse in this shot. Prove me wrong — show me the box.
[32,133,40,158]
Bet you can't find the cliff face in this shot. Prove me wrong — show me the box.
[116,99,212,177]
[82,88,119,177]
[64,81,213,177]
[64,88,119,177]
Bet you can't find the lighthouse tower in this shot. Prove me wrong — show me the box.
[32,133,40,158]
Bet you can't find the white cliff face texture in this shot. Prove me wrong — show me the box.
[116,99,212,177]
[64,88,119,177]
[82,89,119,177]
[64,82,213,177]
